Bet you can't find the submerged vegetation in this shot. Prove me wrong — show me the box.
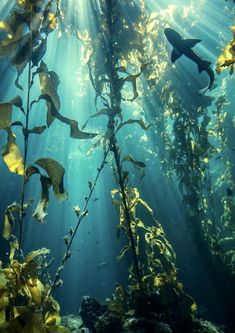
[0,0,235,332]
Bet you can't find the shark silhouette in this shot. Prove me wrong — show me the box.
[164,28,214,94]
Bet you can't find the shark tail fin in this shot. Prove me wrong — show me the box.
[198,60,212,73]
[183,38,201,48]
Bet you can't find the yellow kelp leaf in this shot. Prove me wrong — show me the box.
[9,240,19,262]
[138,198,154,215]
[145,232,153,243]
[3,213,13,240]
[136,219,148,229]
[3,200,32,240]
[38,61,61,126]
[0,95,23,129]
[111,189,122,206]
[0,103,11,129]
[191,302,197,314]
[50,296,61,313]
[3,141,24,174]
[154,275,166,287]
[3,203,18,240]
[25,248,50,263]
[117,245,129,262]
[48,13,58,30]
[0,33,30,66]
[35,159,67,201]
[2,130,24,175]
[0,21,12,34]
[216,26,235,74]
[33,176,52,223]
[44,310,60,326]
[127,187,140,210]
[26,278,44,306]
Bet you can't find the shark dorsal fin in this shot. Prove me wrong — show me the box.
[171,48,182,62]
[183,38,201,48]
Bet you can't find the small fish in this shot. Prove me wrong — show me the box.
[97,262,109,269]
[164,28,215,95]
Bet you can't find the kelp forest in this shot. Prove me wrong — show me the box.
[0,0,235,332]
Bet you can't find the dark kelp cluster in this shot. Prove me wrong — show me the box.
[0,0,234,332]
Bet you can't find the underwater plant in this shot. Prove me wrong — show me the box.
[0,241,72,332]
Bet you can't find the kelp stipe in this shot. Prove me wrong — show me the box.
[74,0,200,330]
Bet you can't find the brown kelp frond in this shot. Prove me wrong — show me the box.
[2,129,24,176]
[24,158,67,223]
[31,62,97,139]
